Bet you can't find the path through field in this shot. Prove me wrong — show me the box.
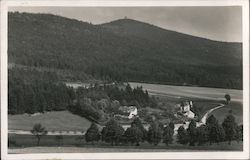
[200,104,225,124]
[173,104,225,134]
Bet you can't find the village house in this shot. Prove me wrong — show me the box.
[118,106,138,119]
[177,101,195,119]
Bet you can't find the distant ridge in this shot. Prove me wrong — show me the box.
[8,12,242,89]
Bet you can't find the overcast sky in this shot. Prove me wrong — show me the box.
[9,6,242,42]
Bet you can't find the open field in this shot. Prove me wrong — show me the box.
[129,82,243,102]
[8,111,92,131]
[9,140,243,154]
[211,102,243,124]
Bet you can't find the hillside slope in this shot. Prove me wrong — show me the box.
[8,12,242,89]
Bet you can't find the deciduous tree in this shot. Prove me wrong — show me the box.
[30,123,47,146]
[101,119,124,145]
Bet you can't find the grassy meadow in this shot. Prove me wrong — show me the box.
[9,138,243,153]
[8,111,92,131]
[212,102,243,124]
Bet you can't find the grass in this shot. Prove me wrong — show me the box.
[8,134,83,147]
[211,102,243,124]
[129,82,242,102]
[8,133,243,153]
[8,111,92,131]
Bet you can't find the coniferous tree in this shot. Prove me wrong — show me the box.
[147,122,163,146]
[222,114,237,145]
[163,126,174,146]
[206,115,221,144]
[123,126,143,146]
[187,120,197,146]
[131,117,147,141]
[177,126,188,145]
[85,123,100,144]
[196,125,208,145]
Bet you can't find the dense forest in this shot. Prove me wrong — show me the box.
[8,67,157,122]
[8,68,75,114]
[8,12,242,89]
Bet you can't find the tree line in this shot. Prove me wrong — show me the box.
[84,113,242,146]
[29,113,242,147]
[8,68,75,114]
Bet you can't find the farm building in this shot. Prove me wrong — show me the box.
[118,106,138,119]
[176,101,195,119]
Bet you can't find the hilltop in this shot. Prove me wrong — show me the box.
[8,12,242,89]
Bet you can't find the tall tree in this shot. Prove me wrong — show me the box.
[30,123,47,146]
[131,117,147,141]
[187,120,197,146]
[222,114,237,144]
[163,126,174,146]
[169,122,175,131]
[147,122,163,146]
[101,118,124,145]
[224,94,231,104]
[206,115,221,144]
[196,125,208,145]
[177,126,188,145]
[123,126,143,146]
[85,123,100,144]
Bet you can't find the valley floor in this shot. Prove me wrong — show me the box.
[8,141,243,154]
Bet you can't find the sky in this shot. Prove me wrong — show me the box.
[9,6,242,42]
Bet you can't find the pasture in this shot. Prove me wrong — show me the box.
[129,82,242,102]
[211,102,243,124]
[8,137,243,154]
[8,111,92,132]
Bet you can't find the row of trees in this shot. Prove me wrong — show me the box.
[29,113,242,147]
[85,118,175,146]
[177,114,243,146]
[84,114,243,146]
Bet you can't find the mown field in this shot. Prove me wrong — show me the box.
[212,102,243,124]
[8,111,92,131]
[9,139,243,154]
[129,82,243,102]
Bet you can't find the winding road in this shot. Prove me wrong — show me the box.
[173,103,225,134]
[199,104,225,125]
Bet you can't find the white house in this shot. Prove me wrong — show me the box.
[119,106,138,119]
[128,106,138,119]
[178,101,195,119]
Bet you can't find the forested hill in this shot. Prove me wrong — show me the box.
[8,12,242,89]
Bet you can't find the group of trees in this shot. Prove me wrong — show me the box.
[68,84,157,122]
[8,68,75,114]
[177,114,243,146]
[85,113,243,147]
[84,117,175,146]
[8,67,156,121]
[30,113,242,147]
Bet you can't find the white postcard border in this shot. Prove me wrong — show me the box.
[1,0,249,159]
